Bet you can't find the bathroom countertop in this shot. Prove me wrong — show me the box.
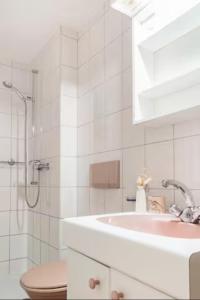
[63,212,200,299]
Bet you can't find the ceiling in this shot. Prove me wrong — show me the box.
[0,0,105,63]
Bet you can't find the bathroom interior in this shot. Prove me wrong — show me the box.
[1,0,200,299]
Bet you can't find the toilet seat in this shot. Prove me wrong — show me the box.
[20,261,67,299]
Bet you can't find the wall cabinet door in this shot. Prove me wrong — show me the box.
[110,269,174,300]
[68,249,110,299]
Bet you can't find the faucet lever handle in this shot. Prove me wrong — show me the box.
[180,207,194,223]
[192,208,200,224]
[169,204,182,217]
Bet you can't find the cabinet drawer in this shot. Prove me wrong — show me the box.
[110,269,173,300]
[68,249,110,299]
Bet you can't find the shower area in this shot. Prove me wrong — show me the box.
[0,62,50,295]
[0,27,78,297]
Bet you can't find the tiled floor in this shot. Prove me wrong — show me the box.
[0,275,28,299]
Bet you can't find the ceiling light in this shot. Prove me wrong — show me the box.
[110,0,150,17]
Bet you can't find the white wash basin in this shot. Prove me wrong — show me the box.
[63,213,200,299]
[98,214,200,239]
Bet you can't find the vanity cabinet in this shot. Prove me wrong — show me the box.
[110,269,172,300]
[68,249,110,299]
[68,249,173,300]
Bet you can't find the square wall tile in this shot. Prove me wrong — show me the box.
[61,96,77,127]
[0,114,11,138]
[60,188,77,218]
[0,188,10,211]
[78,63,89,96]
[91,84,105,121]
[0,64,11,89]
[105,73,122,115]
[89,52,104,89]
[123,146,145,197]
[32,237,40,264]
[92,118,105,153]
[61,126,77,157]
[41,242,49,264]
[12,114,24,139]
[145,141,174,189]
[77,187,90,216]
[0,212,9,236]
[49,157,60,187]
[90,17,105,57]
[11,187,25,211]
[78,32,89,67]
[105,36,122,79]
[40,214,50,244]
[0,261,9,275]
[105,112,122,151]
[33,212,41,239]
[61,36,78,68]
[60,157,77,187]
[105,8,122,45]
[145,125,173,144]
[105,189,123,213]
[122,191,136,212]
[175,136,200,189]
[77,156,90,187]
[174,118,200,139]
[49,187,60,217]
[90,188,105,215]
[10,210,27,235]
[78,92,92,126]
[49,217,60,248]
[0,90,11,114]
[122,15,132,32]
[0,237,9,262]
[122,109,144,148]
[0,167,10,187]
[10,258,28,275]
[122,68,132,109]
[61,66,77,98]
[13,67,32,94]
[122,28,132,70]
[78,124,92,156]
[10,234,27,259]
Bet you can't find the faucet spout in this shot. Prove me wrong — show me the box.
[161,179,198,224]
[161,179,194,207]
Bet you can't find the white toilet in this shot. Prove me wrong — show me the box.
[20,261,67,299]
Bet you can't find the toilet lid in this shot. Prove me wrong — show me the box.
[21,261,67,290]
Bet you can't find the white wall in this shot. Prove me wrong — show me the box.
[0,61,31,275]
[77,1,200,216]
[28,27,78,267]
[1,0,200,275]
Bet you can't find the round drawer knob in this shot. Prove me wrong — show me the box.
[89,278,100,289]
[111,291,124,300]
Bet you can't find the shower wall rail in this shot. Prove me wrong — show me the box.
[0,159,25,166]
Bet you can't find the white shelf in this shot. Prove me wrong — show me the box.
[138,2,200,52]
[139,67,200,100]
[134,105,200,127]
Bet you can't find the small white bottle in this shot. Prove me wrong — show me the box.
[136,186,147,213]
[136,175,152,213]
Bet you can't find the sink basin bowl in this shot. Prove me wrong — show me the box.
[98,214,200,239]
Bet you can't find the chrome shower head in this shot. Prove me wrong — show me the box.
[2,81,31,102]
[3,81,13,89]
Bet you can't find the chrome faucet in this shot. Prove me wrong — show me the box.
[162,179,200,224]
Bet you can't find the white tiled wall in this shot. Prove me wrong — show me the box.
[77,2,200,215]
[0,61,31,275]
[1,0,200,276]
[28,27,78,267]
